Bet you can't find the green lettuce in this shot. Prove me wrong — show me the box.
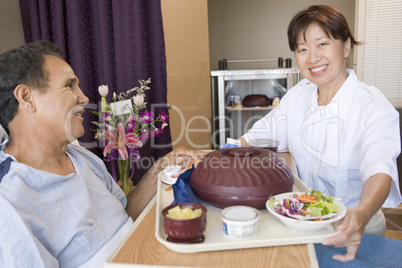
[306,199,339,216]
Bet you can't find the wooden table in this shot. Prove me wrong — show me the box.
[105,153,319,267]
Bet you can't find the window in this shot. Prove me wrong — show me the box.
[356,0,402,99]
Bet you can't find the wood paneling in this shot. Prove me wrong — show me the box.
[162,0,212,150]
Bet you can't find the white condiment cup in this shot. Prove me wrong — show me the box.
[221,206,260,239]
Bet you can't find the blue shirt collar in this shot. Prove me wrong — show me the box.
[0,124,9,150]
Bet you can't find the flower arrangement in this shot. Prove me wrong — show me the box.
[92,78,169,195]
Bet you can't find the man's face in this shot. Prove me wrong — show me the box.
[31,55,89,142]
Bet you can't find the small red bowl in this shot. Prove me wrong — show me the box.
[162,203,207,242]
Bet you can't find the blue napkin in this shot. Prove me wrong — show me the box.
[221,142,242,149]
[315,234,402,267]
[170,166,200,205]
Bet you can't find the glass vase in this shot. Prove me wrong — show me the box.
[118,158,130,195]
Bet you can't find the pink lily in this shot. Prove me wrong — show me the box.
[103,123,142,160]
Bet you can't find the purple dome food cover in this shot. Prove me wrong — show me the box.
[242,94,272,107]
[190,148,294,209]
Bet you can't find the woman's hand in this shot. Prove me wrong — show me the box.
[322,173,391,262]
[322,206,369,261]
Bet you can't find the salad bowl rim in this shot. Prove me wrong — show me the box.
[266,191,347,225]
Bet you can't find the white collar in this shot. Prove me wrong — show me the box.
[331,69,359,121]
[307,69,359,122]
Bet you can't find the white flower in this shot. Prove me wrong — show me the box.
[133,94,145,107]
[98,85,109,97]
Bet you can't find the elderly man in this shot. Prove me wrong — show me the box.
[0,40,197,267]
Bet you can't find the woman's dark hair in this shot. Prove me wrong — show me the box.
[287,5,361,52]
[0,40,65,134]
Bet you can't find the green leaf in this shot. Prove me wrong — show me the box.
[90,111,101,116]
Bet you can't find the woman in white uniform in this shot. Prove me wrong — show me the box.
[239,5,402,262]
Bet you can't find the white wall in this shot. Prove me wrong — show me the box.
[0,0,25,51]
[208,0,355,70]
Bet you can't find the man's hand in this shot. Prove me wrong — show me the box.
[126,147,206,221]
[161,147,205,170]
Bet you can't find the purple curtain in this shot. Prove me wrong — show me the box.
[19,0,172,184]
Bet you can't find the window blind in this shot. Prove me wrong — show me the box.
[363,0,402,98]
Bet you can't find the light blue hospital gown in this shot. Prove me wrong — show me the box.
[0,144,129,267]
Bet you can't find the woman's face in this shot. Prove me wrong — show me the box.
[294,23,351,91]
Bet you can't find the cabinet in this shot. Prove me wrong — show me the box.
[210,68,300,149]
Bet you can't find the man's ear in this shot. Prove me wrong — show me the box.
[13,85,36,112]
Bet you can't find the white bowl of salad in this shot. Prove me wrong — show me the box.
[266,191,347,232]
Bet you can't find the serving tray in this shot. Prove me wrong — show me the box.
[155,172,341,254]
